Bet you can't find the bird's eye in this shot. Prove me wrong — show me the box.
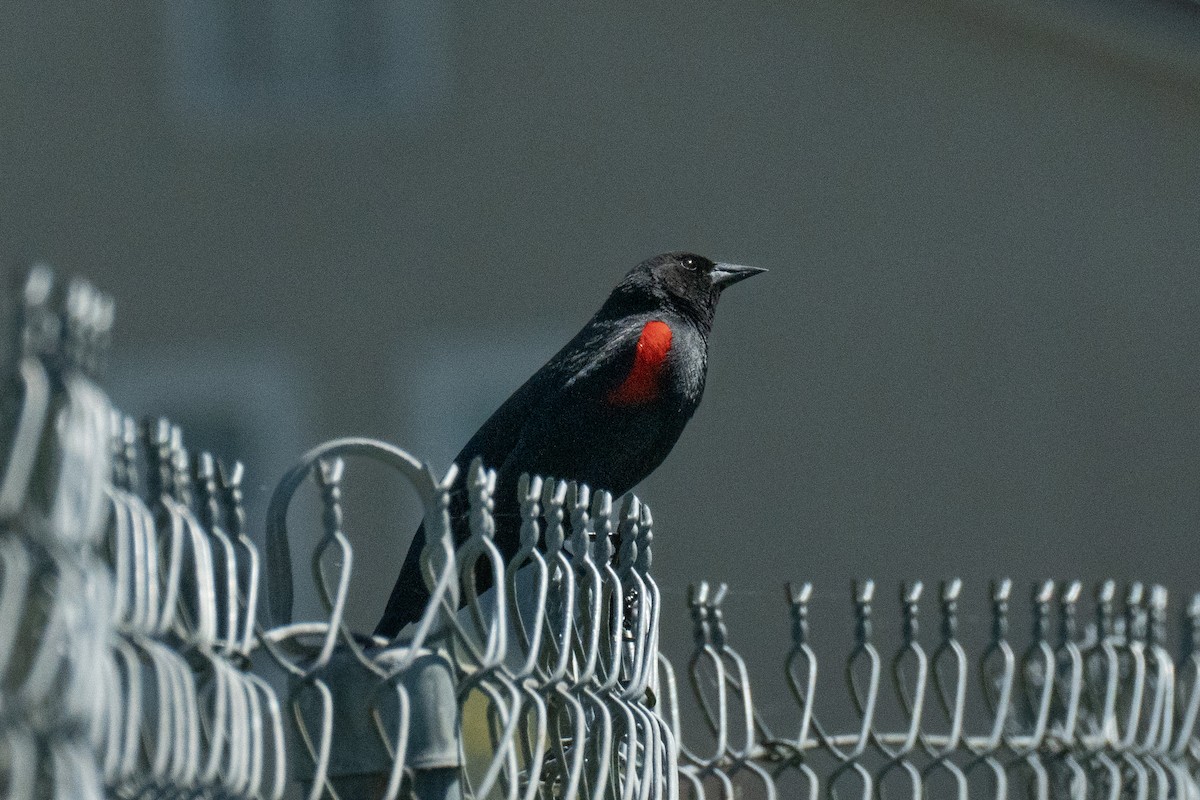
[681,257,697,271]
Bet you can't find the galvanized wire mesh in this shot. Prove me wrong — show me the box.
[0,267,288,799]
[259,438,673,800]
[4,266,1200,799]
[0,267,117,798]
[662,578,1200,799]
[0,266,671,800]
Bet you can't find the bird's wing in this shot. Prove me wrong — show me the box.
[491,323,671,491]
[375,327,637,639]
[453,320,640,472]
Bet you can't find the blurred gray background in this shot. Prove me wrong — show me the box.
[3,0,1199,738]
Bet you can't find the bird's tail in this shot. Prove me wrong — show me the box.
[373,521,430,638]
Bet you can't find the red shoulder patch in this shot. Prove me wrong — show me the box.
[607,320,673,407]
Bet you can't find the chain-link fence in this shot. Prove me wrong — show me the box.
[4,266,1200,799]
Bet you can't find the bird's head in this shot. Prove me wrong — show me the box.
[613,251,766,329]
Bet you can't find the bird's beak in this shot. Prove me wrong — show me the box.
[710,263,768,290]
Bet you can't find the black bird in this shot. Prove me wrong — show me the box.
[376,252,765,637]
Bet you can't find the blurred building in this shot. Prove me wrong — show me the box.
[3,0,1199,735]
